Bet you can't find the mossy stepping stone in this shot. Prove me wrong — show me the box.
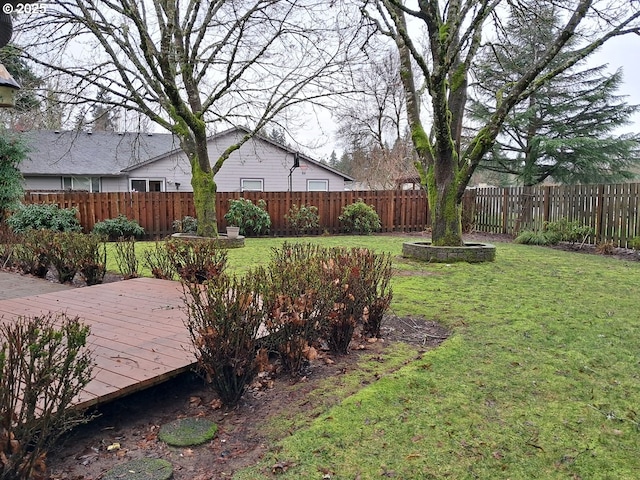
[103,458,173,480]
[158,417,218,447]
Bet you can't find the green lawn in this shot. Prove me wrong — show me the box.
[112,236,640,479]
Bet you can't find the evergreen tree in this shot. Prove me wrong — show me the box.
[0,44,41,113]
[91,88,119,132]
[0,132,27,222]
[470,5,640,186]
[328,150,337,168]
[268,127,287,146]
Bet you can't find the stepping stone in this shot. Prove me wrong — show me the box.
[158,417,218,447]
[103,458,173,480]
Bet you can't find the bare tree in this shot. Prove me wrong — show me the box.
[335,47,406,150]
[16,0,360,236]
[334,46,415,188]
[363,0,640,246]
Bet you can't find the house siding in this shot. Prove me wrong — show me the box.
[22,129,350,193]
[127,131,347,192]
[23,176,61,191]
[126,151,190,192]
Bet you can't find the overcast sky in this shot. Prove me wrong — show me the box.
[591,34,640,134]
[302,31,640,161]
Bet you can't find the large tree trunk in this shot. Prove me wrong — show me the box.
[429,157,464,246]
[185,134,218,237]
[191,163,218,238]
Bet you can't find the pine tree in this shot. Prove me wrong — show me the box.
[0,132,27,222]
[328,150,337,168]
[470,4,640,186]
[0,44,41,113]
[91,88,119,132]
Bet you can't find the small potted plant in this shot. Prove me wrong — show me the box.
[226,225,240,239]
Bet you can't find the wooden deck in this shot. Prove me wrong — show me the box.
[0,278,194,410]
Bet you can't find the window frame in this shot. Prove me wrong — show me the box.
[306,179,329,192]
[129,178,165,192]
[62,176,101,193]
[240,178,264,192]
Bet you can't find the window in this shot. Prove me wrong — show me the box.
[241,179,264,192]
[130,179,165,192]
[130,179,146,192]
[62,176,101,192]
[307,179,329,192]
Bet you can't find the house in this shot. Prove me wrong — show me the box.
[19,127,353,193]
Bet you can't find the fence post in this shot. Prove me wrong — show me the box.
[501,188,509,234]
[543,186,551,225]
[595,184,605,243]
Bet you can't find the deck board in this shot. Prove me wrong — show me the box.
[0,278,195,410]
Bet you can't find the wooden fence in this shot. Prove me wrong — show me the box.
[22,190,431,238]
[472,183,640,247]
[23,183,640,247]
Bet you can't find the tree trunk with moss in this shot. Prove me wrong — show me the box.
[190,157,218,238]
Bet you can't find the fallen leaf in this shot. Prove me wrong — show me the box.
[272,461,293,474]
[106,442,120,452]
[303,345,319,360]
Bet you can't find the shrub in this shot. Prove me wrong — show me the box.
[629,236,640,251]
[544,219,593,245]
[77,234,107,286]
[358,249,394,338]
[339,199,381,235]
[514,230,556,246]
[224,198,271,236]
[92,214,144,241]
[113,237,139,279]
[321,247,394,352]
[142,240,177,280]
[172,216,198,234]
[182,271,266,406]
[285,204,320,235]
[264,243,394,364]
[596,240,615,255]
[0,228,18,270]
[0,313,93,480]
[7,203,81,233]
[12,229,54,277]
[264,243,334,375]
[48,231,84,283]
[321,248,367,353]
[164,238,227,284]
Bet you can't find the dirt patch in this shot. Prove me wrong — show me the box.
[547,241,640,262]
[47,316,448,480]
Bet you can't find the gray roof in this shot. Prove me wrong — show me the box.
[20,130,180,176]
[19,128,354,182]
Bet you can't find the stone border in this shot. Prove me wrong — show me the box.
[402,241,496,263]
